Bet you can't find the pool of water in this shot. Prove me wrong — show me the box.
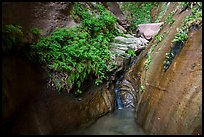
[67,108,146,135]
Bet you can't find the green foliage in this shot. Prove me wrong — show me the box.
[178,2,189,9]
[168,18,175,26]
[144,31,166,70]
[72,3,120,37]
[144,44,156,70]
[172,28,188,43]
[163,11,175,26]
[155,33,165,43]
[163,3,202,71]
[139,85,145,93]
[163,51,175,71]
[121,2,156,30]
[155,2,167,23]
[172,3,202,44]
[2,24,24,54]
[127,49,136,57]
[157,3,176,27]
[144,26,167,70]
[184,4,202,27]
[144,54,152,70]
[196,2,202,9]
[2,24,23,34]
[31,27,42,35]
[178,2,202,10]
[178,2,202,15]
[31,3,121,94]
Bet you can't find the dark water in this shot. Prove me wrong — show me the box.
[67,108,146,135]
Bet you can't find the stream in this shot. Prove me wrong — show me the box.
[67,108,145,135]
[67,55,146,135]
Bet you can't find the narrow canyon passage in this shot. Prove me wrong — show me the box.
[2,2,202,135]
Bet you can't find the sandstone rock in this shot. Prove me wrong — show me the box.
[129,6,202,134]
[108,34,148,74]
[136,22,163,40]
[2,2,77,36]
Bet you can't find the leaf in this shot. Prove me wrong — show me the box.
[77,81,81,88]
[76,73,79,79]
[82,71,86,79]
[76,89,82,94]
[70,73,75,82]
[87,64,92,74]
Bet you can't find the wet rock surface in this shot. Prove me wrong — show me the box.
[2,2,76,36]
[118,79,136,109]
[2,52,115,134]
[127,3,202,135]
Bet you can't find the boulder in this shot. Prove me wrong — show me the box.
[136,22,163,40]
[108,34,148,74]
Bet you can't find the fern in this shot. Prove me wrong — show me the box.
[30,2,122,94]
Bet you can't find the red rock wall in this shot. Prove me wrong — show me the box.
[129,3,202,135]
[2,2,76,36]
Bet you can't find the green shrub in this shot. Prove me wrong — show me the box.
[31,3,122,94]
[172,28,188,43]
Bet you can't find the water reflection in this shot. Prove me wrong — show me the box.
[67,108,146,135]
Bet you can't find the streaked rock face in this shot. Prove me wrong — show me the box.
[2,2,76,36]
[109,34,148,74]
[136,28,202,135]
[127,4,202,135]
